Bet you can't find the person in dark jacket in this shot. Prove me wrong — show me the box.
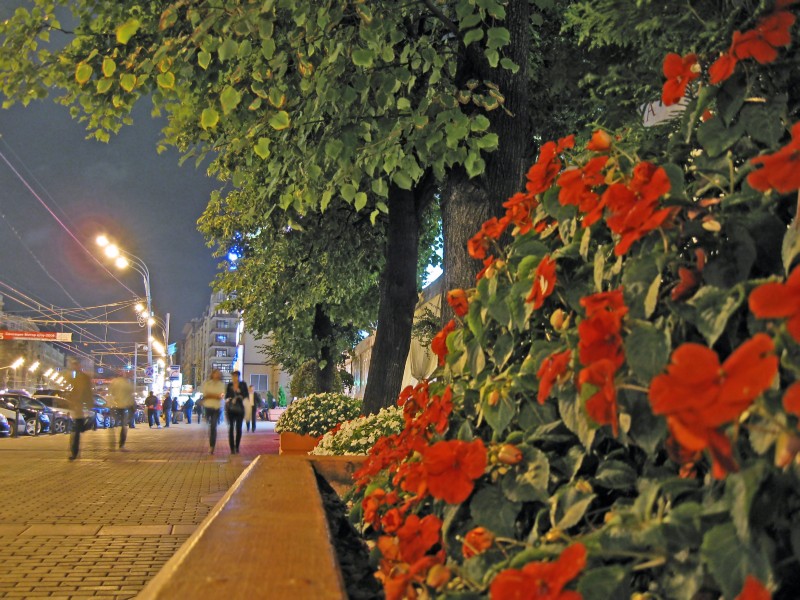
[144,391,160,428]
[162,392,172,427]
[171,396,179,424]
[225,370,248,454]
[184,396,194,424]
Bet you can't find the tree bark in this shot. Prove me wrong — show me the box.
[361,180,432,415]
[312,304,337,393]
[442,0,532,305]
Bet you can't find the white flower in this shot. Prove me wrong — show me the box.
[310,405,404,456]
[274,392,361,437]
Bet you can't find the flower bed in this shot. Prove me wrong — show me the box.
[350,5,800,599]
[274,392,361,438]
[311,406,404,456]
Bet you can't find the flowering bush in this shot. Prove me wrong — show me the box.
[311,406,404,456]
[274,392,360,437]
[352,4,800,599]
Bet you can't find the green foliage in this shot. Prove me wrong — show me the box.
[289,360,345,399]
[274,392,361,437]
[277,386,287,408]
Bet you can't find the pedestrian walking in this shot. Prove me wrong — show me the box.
[244,388,254,432]
[108,375,134,449]
[225,370,248,454]
[162,392,172,427]
[171,396,179,424]
[184,396,194,424]
[200,369,225,454]
[66,357,93,460]
[145,391,160,428]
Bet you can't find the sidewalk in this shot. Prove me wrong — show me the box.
[0,419,279,598]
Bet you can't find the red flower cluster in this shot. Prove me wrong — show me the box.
[536,349,572,404]
[709,7,796,84]
[577,289,628,435]
[661,52,700,106]
[526,255,558,309]
[602,162,672,256]
[748,121,800,194]
[749,264,800,340]
[447,289,470,317]
[527,135,575,195]
[557,156,608,227]
[422,438,487,504]
[489,543,587,600]
[649,334,778,478]
[671,249,706,302]
[431,319,456,366]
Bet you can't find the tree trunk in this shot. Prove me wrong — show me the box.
[442,0,532,305]
[361,182,429,415]
[312,305,336,393]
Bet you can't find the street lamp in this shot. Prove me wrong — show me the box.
[96,235,154,391]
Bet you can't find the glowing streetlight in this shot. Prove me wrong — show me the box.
[28,361,39,373]
[43,368,53,377]
[11,357,24,369]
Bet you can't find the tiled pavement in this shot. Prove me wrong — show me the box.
[0,419,280,598]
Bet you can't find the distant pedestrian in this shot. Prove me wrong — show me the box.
[66,357,93,460]
[145,391,159,428]
[184,396,194,424]
[200,369,225,454]
[108,375,134,449]
[171,396,179,424]
[225,370,248,454]
[244,388,254,432]
[162,392,172,427]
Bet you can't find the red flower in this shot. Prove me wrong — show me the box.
[447,289,470,317]
[476,256,496,281]
[422,438,487,504]
[431,320,456,366]
[709,51,738,84]
[586,129,612,152]
[579,359,619,436]
[735,11,795,64]
[671,267,700,301]
[557,156,608,226]
[580,288,627,319]
[396,513,442,564]
[503,192,538,235]
[661,53,699,106]
[735,575,772,600]
[468,231,490,260]
[537,349,572,404]
[526,255,557,309]
[748,122,800,194]
[783,381,800,418]
[462,526,495,558]
[489,543,587,600]
[578,311,625,369]
[527,135,575,195]
[649,334,779,477]
[749,264,800,341]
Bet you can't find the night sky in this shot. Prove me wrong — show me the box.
[0,90,222,362]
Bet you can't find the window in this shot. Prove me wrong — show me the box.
[217,319,229,329]
[215,349,227,358]
[250,374,268,392]
[212,362,232,376]
[215,334,228,344]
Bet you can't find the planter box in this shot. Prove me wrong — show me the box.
[267,407,287,421]
[139,455,371,600]
[279,431,320,455]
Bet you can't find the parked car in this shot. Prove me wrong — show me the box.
[0,392,51,436]
[0,413,10,437]
[31,394,90,434]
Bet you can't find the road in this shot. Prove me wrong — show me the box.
[0,420,279,598]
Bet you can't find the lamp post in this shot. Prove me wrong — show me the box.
[96,235,154,392]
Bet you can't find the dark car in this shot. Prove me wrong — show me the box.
[0,392,51,436]
[31,394,89,434]
[0,412,10,437]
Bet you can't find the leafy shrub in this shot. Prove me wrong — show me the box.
[351,5,800,599]
[289,360,345,398]
[311,406,404,456]
[274,392,361,437]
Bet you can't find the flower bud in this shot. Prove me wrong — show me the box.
[497,443,523,465]
[462,527,495,558]
[575,480,593,494]
[488,390,500,406]
[549,309,566,330]
[426,564,452,588]
[544,528,563,542]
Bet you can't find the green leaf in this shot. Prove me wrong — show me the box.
[352,48,374,67]
[269,110,291,130]
[254,137,271,160]
[396,97,411,111]
[119,73,136,92]
[96,79,113,94]
[392,171,413,190]
[197,50,211,69]
[156,72,175,90]
[220,86,242,114]
[724,463,767,544]
[463,28,484,47]
[550,485,595,530]
[101,57,116,78]
[697,116,745,158]
[623,320,670,384]
[218,38,239,61]
[75,63,92,85]
[354,192,368,212]
[741,104,785,147]
[577,565,630,600]
[558,391,595,450]
[470,115,490,132]
[464,151,485,178]
[471,485,520,538]
[115,18,140,45]
[501,446,550,502]
[686,284,745,346]
[200,107,219,129]
[482,387,515,435]
[782,215,800,274]
[700,523,771,600]
[499,57,520,73]
[486,27,510,49]
[340,184,356,202]
[593,460,637,491]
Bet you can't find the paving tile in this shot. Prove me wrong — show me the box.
[21,524,102,536]
[97,525,171,536]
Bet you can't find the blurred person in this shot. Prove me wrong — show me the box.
[225,370,248,454]
[200,369,225,454]
[144,390,160,428]
[66,357,93,460]
[244,387,254,433]
[108,375,135,449]
[162,392,172,427]
[184,396,194,424]
[171,396,179,424]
